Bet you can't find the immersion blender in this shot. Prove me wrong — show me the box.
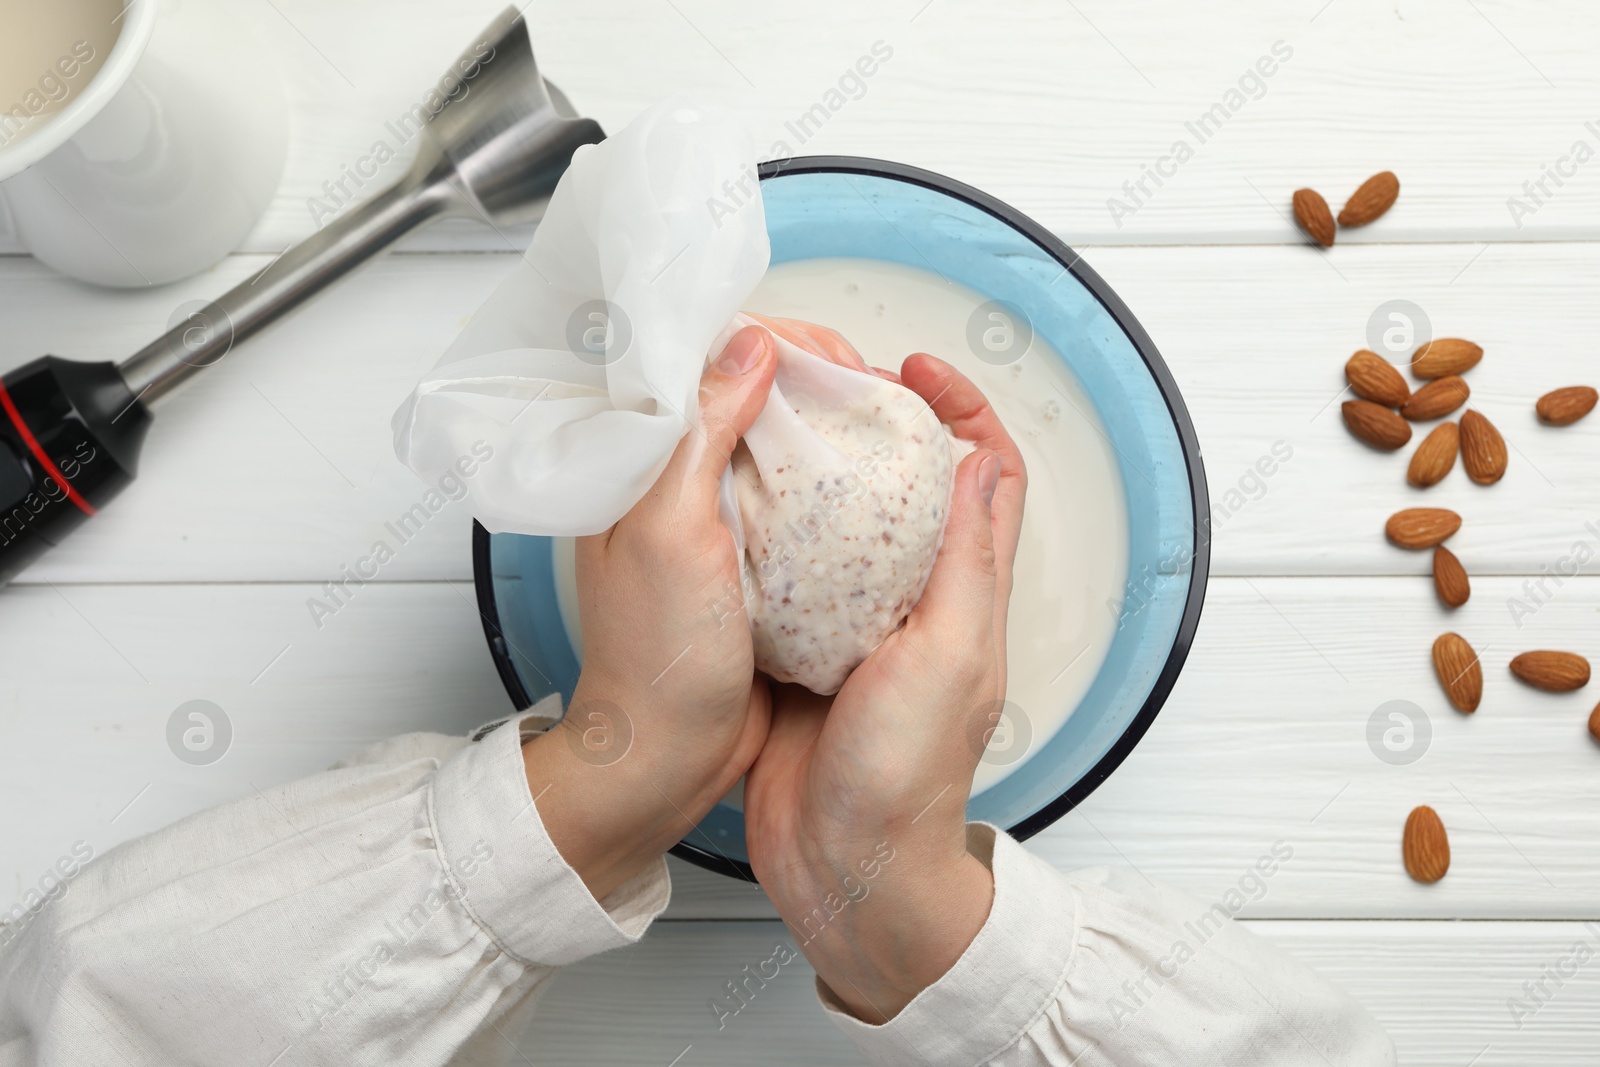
[0,8,603,585]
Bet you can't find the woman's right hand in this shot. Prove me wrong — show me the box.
[743,352,1028,1024]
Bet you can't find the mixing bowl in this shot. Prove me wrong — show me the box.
[471,158,1209,879]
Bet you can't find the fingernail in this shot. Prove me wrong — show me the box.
[977,453,1000,507]
[717,326,768,375]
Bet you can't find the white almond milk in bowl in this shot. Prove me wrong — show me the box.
[474,159,1209,879]
[745,259,1131,795]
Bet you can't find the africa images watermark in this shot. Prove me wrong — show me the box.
[306,440,494,629]
[0,40,98,149]
[706,440,898,629]
[167,700,233,767]
[707,839,896,1031]
[0,841,96,950]
[706,941,804,1032]
[0,440,97,550]
[1505,120,1600,229]
[304,838,495,1032]
[1109,440,1294,629]
[1106,40,1295,228]
[1504,518,1600,628]
[706,39,895,228]
[304,38,497,228]
[1505,922,1600,1030]
[1106,840,1295,1029]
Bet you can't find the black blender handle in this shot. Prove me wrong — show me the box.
[0,357,151,585]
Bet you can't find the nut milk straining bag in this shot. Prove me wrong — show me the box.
[392,100,970,694]
[715,315,973,693]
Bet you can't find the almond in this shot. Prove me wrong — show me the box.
[1410,339,1483,379]
[1589,703,1600,744]
[1536,386,1598,426]
[1386,507,1461,549]
[1403,805,1450,884]
[1510,651,1591,692]
[1433,632,1482,712]
[1458,410,1508,485]
[1346,350,1411,407]
[1401,376,1471,421]
[1343,400,1412,450]
[1433,547,1470,608]
[1338,171,1400,227]
[1293,188,1335,247]
[1407,422,1458,487]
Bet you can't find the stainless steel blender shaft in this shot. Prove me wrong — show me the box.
[118,7,603,405]
[118,181,447,402]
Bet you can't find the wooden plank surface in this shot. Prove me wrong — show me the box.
[520,920,1600,1066]
[2,240,1597,584]
[4,0,1596,253]
[6,577,1597,920]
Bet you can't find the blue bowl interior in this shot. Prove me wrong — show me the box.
[481,162,1204,875]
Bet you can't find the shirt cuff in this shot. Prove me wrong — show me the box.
[818,824,1078,1067]
[427,696,671,967]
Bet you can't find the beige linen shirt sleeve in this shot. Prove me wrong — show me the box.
[0,698,669,1067]
[822,825,1397,1067]
[2,706,1394,1067]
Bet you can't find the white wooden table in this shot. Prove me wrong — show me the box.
[4,0,1599,1062]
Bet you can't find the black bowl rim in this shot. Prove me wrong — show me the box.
[470,154,1211,883]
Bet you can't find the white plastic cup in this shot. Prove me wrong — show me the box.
[0,0,288,288]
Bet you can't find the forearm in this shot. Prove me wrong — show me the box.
[776,831,994,1024]
[0,712,672,1066]
[520,729,720,903]
[522,677,756,901]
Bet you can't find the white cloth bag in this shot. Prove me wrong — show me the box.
[391,100,769,536]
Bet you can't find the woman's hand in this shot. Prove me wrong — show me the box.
[522,325,778,900]
[744,349,1027,1024]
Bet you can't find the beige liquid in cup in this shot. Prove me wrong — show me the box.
[0,0,123,150]
[552,258,1129,796]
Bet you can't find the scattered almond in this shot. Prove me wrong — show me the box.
[1343,400,1412,450]
[1589,703,1600,744]
[1410,339,1483,379]
[1536,386,1598,426]
[1338,171,1400,228]
[1403,806,1451,883]
[1346,350,1411,407]
[1433,632,1482,712]
[1293,188,1336,247]
[1386,508,1461,549]
[1401,376,1471,421]
[1433,547,1470,608]
[1458,410,1508,485]
[1407,422,1459,487]
[1510,651,1591,692]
